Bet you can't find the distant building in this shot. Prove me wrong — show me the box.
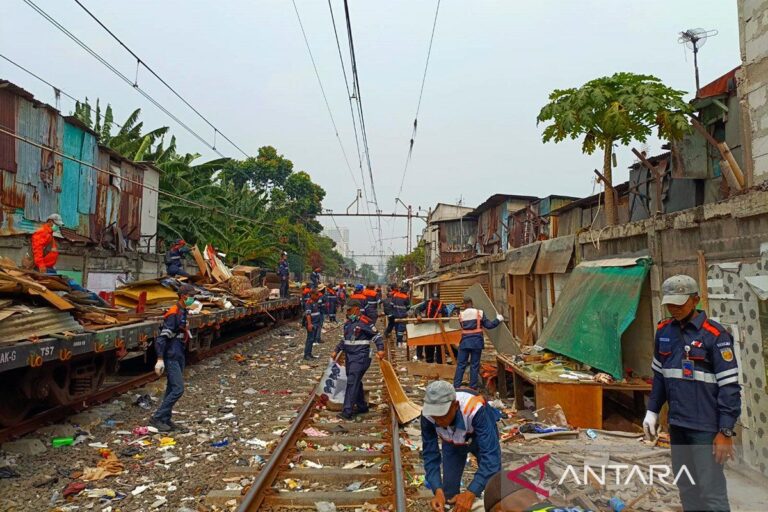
[324,226,350,257]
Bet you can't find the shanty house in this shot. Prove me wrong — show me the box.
[471,194,538,255]
[423,203,474,271]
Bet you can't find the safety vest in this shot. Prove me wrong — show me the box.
[426,300,443,319]
[459,308,483,334]
[424,390,485,445]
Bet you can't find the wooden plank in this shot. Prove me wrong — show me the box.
[191,245,209,279]
[404,361,456,380]
[718,142,745,187]
[0,272,75,311]
[536,382,603,429]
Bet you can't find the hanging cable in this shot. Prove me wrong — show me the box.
[394,0,441,206]
[21,0,226,158]
[71,0,251,159]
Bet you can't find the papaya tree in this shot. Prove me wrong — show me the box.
[537,73,691,225]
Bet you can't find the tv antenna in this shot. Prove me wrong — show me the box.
[678,28,718,92]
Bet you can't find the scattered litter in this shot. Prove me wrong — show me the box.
[85,488,116,499]
[245,437,268,448]
[134,394,153,409]
[303,427,329,437]
[62,481,86,497]
[211,439,229,448]
[0,467,20,479]
[51,436,74,448]
[131,484,150,496]
[315,502,337,512]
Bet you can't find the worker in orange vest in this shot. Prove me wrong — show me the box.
[31,214,64,273]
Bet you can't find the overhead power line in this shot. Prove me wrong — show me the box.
[290,0,359,189]
[21,0,226,158]
[0,52,129,134]
[342,0,384,265]
[326,0,377,248]
[395,0,442,204]
[72,0,250,159]
[0,125,287,231]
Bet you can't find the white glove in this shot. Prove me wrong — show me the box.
[643,410,659,439]
[497,314,504,322]
[154,360,165,376]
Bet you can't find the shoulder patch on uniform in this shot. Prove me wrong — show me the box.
[719,347,734,362]
[702,320,721,336]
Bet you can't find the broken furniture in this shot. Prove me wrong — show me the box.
[496,353,651,429]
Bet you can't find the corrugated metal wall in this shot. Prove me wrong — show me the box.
[0,83,154,247]
[0,90,17,173]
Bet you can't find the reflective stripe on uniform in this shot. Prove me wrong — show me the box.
[344,339,371,346]
[718,376,739,386]
[716,367,739,380]
[651,358,662,373]
[660,367,716,384]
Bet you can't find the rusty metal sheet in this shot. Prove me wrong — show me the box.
[0,307,83,344]
[16,97,44,187]
[1,170,25,209]
[119,161,143,241]
[533,235,574,275]
[464,283,520,355]
[0,89,17,173]
[505,241,540,275]
[0,205,36,236]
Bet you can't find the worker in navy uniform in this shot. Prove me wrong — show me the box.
[165,239,191,277]
[350,283,367,303]
[277,251,290,298]
[415,291,450,363]
[331,301,385,420]
[391,285,410,346]
[315,285,326,344]
[337,282,347,307]
[325,284,339,323]
[643,275,740,512]
[454,294,502,389]
[310,267,322,288]
[150,284,196,432]
[363,284,380,324]
[421,380,501,512]
[383,285,396,338]
[303,290,323,360]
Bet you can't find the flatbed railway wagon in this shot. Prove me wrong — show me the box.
[0,297,300,427]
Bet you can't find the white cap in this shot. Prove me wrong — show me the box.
[47,213,64,226]
[422,380,457,418]
[661,275,699,306]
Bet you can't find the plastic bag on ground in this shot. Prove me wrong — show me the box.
[317,358,346,406]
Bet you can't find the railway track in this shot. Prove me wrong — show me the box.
[204,334,432,511]
[0,319,292,444]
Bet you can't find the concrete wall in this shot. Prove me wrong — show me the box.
[739,0,768,183]
[0,235,164,289]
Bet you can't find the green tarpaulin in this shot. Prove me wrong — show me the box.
[538,259,651,379]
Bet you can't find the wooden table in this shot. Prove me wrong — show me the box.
[496,354,652,429]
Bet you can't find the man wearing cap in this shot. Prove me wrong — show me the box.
[421,381,501,512]
[455,295,503,389]
[277,251,290,298]
[31,213,64,273]
[150,284,196,432]
[644,274,740,512]
[390,285,411,346]
[310,266,322,289]
[331,300,385,420]
[415,291,450,363]
[165,239,191,277]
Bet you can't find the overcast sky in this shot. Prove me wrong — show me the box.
[1,1,740,268]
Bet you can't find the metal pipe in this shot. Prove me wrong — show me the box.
[238,389,317,511]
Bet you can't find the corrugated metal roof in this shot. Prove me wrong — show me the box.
[533,235,574,274]
[471,194,539,215]
[505,241,541,275]
[0,307,83,343]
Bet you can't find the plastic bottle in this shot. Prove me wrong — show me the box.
[51,436,74,447]
[609,496,626,512]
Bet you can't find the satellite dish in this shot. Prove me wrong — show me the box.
[678,28,719,91]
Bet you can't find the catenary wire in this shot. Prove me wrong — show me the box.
[72,0,250,159]
[290,0,359,189]
[0,125,298,232]
[21,0,226,159]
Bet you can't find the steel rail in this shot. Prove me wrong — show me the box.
[391,402,408,511]
[237,388,318,511]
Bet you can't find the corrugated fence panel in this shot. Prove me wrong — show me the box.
[38,113,63,221]
[77,130,96,215]
[108,164,121,227]
[16,98,43,187]
[61,122,83,228]
[92,148,110,239]
[1,170,25,209]
[119,162,142,240]
[0,89,17,173]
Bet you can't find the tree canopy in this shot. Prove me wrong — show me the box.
[73,100,342,274]
[537,72,691,224]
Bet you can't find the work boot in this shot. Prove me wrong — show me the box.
[337,412,354,421]
[149,418,172,433]
[303,355,319,360]
[354,405,370,415]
